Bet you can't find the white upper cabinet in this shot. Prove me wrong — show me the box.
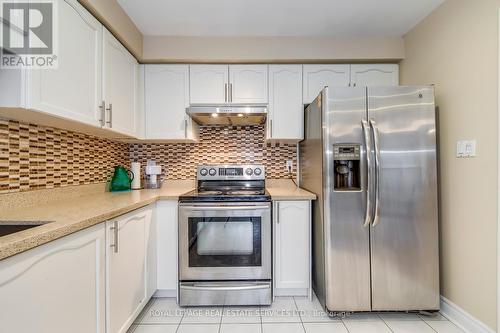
[0,224,106,333]
[350,64,399,87]
[102,29,138,137]
[303,65,350,104]
[145,65,198,141]
[28,0,103,127]
[189,65,268,104]
[229,65,268,104]
[189,65,229,104]
[268,65,303,141]
[106,208,149,333]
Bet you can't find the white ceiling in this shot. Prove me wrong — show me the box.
[117,0,444,37]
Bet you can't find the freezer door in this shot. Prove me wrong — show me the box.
[368,86,439,311]
[324,87,372,312]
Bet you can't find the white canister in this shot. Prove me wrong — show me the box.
[131,162,141,190]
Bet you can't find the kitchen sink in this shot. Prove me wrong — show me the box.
[0,221,53,237]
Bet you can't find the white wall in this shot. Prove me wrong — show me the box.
[142,36,405,63]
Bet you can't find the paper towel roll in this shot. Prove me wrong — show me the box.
[131,162,141,190]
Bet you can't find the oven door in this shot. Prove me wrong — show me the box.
[179,202,271,281]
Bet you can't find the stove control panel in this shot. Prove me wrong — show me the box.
[197,165,265,180]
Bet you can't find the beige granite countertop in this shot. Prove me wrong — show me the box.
[266,179,317,201]
[0,180,195,261]
[0,179,315,261]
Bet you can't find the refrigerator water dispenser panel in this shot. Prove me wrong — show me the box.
[333,144,361,191]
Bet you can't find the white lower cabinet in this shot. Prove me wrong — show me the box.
[0,223,106,333]
[155,200,178,297]
[106,207,152,333]
[273,200,312,297]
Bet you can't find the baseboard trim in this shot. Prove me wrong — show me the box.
[154,289,177,297]
[440,296,494,333]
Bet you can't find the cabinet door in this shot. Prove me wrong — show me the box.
[106,209,147,333]
[156,201,178,294]
[144,207,156,299]
[0,224,105,333]
[189,65,228,104]
[103,29,138,137]
[350,64,399,87]
[28,0,102,127]
[268,65,303,141]
[229,65,268,104]
[274,201,310,292]
[303,65,350,104]
[145,65,196,140]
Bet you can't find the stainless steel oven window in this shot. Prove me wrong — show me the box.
[188,216,262,267]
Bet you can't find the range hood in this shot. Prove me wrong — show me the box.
[187,104,267,126]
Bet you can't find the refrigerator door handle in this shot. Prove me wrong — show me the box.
[369,119,381,227]
[361,119,373,228]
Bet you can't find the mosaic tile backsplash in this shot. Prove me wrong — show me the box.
[0,119,129,194]
[0,120,297,194]
[130,126,297,180]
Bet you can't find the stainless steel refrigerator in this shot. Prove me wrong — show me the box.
[299,86,439,313]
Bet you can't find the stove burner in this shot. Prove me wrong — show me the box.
[198,190,223,195]
[228,190,263,195]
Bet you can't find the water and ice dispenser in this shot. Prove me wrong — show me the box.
[333,144,361,191]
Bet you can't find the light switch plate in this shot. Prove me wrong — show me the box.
[456,140,476,158]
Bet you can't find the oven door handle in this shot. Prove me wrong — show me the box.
[180,283,271,291]
[181,205,270,211]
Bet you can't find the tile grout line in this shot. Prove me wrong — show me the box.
[293,296,307,333]
[340,317,352,333]
[376,313,395,333]
[259,304,263,333]
[218,305,224,333]
[420,318,439,333]
[174,306,185,333]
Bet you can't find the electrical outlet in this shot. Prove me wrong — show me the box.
[286,160,293,173]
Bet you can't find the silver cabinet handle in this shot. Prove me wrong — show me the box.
[181,283,270,292]
[184,118,188,138]
[369,119,381,227]
[110,221,119,253]
[276,202,280,224]
[99,101,105,127]
[224,83,228,103]
[181,205,270,211]
[106,103,113,128]
[361,119,373,228]
[229,83,233,102]
[269,119,273,138]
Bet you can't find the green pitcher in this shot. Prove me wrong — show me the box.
[110,165,134,192]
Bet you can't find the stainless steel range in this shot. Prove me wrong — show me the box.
[178,165,272,306]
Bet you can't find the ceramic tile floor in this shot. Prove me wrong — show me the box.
[128,294,465,333]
